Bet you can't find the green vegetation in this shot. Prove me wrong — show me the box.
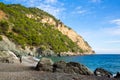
[0,35,2,41]
[0,20,9,34]
[0,2,83,53]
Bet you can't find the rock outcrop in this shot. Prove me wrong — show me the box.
[35,57,53,72]
[39,15,94,54]
[114,72,120,79]
[94,68,113,78]
[0,51,18,63]
[0,10,6,20]
[57,25,94,54]
[25,13,94,55]
[36,58,93,75]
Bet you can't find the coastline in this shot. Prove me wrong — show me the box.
[0,56,119,80]
[0,56,117,80]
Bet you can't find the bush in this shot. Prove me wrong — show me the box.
[0,20,9,34]
[0,35,2,41]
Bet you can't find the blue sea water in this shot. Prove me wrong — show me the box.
[46,54,120,74]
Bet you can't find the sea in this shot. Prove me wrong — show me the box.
[43,54,120,74]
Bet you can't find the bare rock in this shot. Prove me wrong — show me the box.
[53,61,67,72]
[65,62,93,75]
[94,68,113,78]
[0,51,18,63]
[53,61,93,75]
[114,72,120,79]
[35,57,53,72]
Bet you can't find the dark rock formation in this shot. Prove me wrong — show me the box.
[53,60,67,73]
[36,58,93,75]
[53,61,93,75]
[114,72,120,79]
[35,57,53,72]
[94,68,113,78]
[65,62,93,75]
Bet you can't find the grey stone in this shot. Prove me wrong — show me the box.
[53,61,93,75]
[66,62,93,75]
[35,57,53,72]
[114,72,120,79]
[94,68,113,78]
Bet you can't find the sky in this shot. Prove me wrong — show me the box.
[0,0,120,53]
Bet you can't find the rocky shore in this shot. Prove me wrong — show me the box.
[0,56,119,80]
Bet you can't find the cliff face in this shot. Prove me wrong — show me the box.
[57,25,93,54]
[0,3,94,57]
[38,16,94,54]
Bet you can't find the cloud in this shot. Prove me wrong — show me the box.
[110,19,120,25]
[105,27,120,35]
[37,0,65,18]
[37,3,65,18]
[104,19,120,35]
[2,0,65,18]
[72,6,88,15]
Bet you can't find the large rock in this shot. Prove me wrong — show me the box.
[53,61,93,75]
[53,61,67,72]
[65,62,93,75]
[36,58,93,75]
[42,49,56,56]
[35,57,53,72]
[114,72,120,79]
[0,51,18,63]
[94,68,113,78]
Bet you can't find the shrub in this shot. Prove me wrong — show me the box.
[0,20,9,34]
[0,35,2,41]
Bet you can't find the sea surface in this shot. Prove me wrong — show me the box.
[44,54,120,74]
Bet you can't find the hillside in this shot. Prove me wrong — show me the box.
[0,2,94,57]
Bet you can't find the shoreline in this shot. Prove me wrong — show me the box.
[0,56,119,80]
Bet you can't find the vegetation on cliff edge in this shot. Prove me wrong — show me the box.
[0,2,83,53]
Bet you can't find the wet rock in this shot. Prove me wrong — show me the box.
[94,68,113,78]
[114,72,120,79]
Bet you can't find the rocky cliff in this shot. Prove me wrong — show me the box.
[37,16,94,54]
[0,3,94,57]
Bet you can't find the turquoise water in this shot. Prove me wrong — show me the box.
[44,54,120,74]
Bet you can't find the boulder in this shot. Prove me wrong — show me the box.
[65,62,93,75]
[53,61,93,75]
[35,57,53,72]
[53,61,67,72]
[0,51,18,63]
[114,72,120,79]
[36,58,93,75]
[94,68,113,78]
[42,49,56,56]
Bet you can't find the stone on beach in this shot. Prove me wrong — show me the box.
[35,57,54,72]
[114,72,120,79]
[94,68,113,78]
[36,58,93,75]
